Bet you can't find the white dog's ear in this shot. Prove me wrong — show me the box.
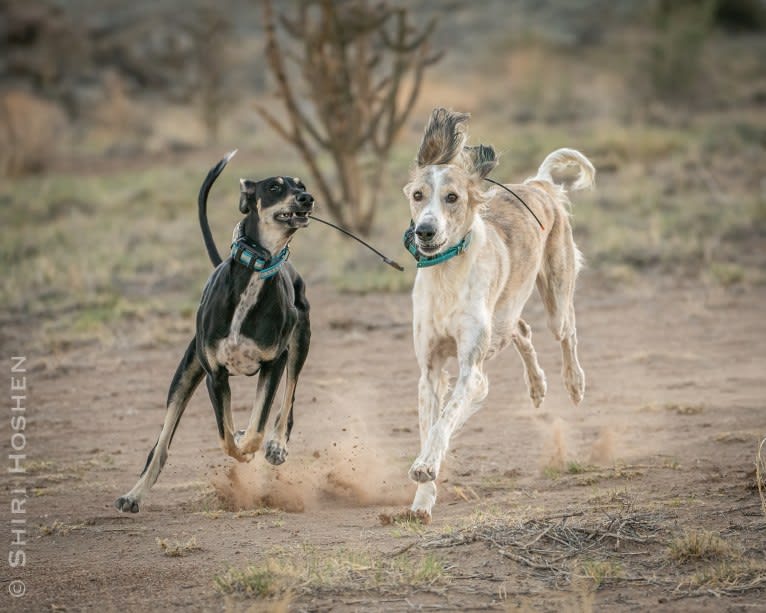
[463,144,498,179]
[417,107,470,167]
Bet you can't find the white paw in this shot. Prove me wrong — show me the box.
[564,365,585,405]
[409,460,438,483]
[529,372,547,408]
[411,482,437,519]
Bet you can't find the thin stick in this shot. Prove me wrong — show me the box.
[309,215,405,271]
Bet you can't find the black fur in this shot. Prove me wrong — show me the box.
[116,155,314,513]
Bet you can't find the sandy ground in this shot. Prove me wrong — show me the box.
[2,274,765,612]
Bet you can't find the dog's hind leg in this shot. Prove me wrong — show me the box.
[265,306,310,466]
[115,338,204,513]
[536,220,585,405]
[207,368,249,462]
[512,319,547,408]
[235,351,288,457]
[559,304,584,405]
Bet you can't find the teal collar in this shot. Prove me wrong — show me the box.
[230,225,290,280]
[403,223,472,268]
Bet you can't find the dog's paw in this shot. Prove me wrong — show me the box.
[564,364,585,406]
[224,444,251,463]
[410,481,437,519]
[409,461,437,483]
[264,440,287,466]
[530,373,547,408]
[235,430,264,455]
[114,495,140,513]
[568,387,584,406]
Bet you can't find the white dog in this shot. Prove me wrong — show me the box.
[402,108,595,519]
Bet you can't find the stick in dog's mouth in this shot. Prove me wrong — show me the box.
[276,211,311,221]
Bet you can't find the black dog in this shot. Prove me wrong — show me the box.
[115,152,313,513]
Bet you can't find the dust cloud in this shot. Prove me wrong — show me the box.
[210,431,412,512]
[538,417,617,469]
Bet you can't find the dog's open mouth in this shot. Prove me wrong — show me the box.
[275,210,311,227]
[416,239,446,256]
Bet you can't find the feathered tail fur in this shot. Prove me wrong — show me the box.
[533,148,595,192]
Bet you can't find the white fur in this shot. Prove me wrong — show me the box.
[406,142,593,519]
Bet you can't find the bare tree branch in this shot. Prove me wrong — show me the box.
[258,0,441,234]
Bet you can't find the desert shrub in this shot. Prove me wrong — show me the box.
[0,89,65,176]
[644,0,717,101]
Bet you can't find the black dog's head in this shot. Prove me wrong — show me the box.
[239,176,315,253]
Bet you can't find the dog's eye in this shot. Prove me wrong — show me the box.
[270,183,282,193]
[446,192,458,204]
[413,190,423,202]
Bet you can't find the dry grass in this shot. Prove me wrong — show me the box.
[668,530,737,563]
[39,520,85,536]
[422,501,670,589]
[676,561,766,596]
[214,545,449,599]
[4,78,765,353]
[403,495,766,599]
[157,536,202,557]
[577,559,623,589]
[0,90,66,177]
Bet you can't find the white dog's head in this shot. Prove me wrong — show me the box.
[403,108,498,255]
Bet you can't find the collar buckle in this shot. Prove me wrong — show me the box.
[230,223,290,279]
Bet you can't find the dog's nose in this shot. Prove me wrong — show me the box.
[415,223,436,241]
[296,192,314,207]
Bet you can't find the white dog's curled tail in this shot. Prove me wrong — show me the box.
[534,148,595,192]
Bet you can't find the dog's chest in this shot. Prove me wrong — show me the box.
[413,279,461,342]
[215,275,281,375]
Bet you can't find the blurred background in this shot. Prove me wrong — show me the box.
[1,0,764,350]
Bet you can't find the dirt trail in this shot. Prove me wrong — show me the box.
[3,276,765,612]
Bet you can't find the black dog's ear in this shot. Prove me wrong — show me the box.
[463,144,498,179]
[239,178,257,213]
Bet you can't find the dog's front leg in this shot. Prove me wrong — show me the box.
[410,337,449,514]
[411,352,448,516]
[235,352,288,457]
[265,313,310,466]
[206,369,248,463]
[410,323,489,484]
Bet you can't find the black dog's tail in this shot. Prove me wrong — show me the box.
[198,149,237,267]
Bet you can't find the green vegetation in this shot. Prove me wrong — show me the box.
[3,4,764,352]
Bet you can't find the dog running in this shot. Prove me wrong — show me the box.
[402,108,595,519]
[115,152,314,513]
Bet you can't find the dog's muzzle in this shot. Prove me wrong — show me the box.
[276,192,314,228]
[413,222,445,254]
